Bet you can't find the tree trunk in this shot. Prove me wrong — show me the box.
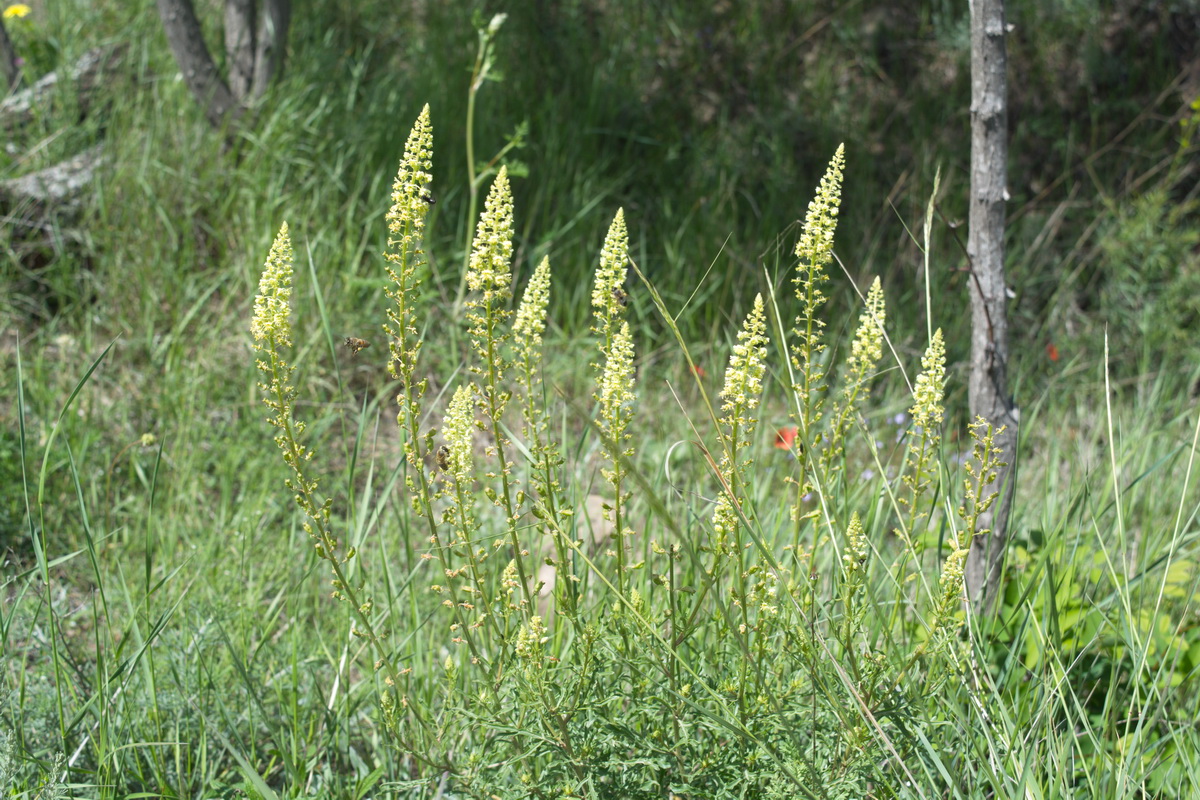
[157,0,243,129]
[250,0,291,99]
[224,0,256,101]
[964,0,1018,615]
[0,17,19,92]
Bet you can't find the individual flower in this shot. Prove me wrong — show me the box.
[3,4,31,19]
[774,426,798,451]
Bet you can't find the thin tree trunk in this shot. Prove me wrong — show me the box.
[0,17,19,92]
[250,0,291,99]
[224,0,256,101]
[157,0,243,129]
[964,0,1018,615]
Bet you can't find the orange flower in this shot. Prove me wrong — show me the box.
[691,365,706,379]
[774,426,798,450]
[1046,343,1060,362]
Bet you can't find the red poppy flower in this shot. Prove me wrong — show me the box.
[774,426,798,450]
[691,365,706,379]
[1046,343,1060,362]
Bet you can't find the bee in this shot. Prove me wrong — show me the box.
[435,444,451,472]
[420,191,436,206]
[344,336,371,355]
[611,287,629,308]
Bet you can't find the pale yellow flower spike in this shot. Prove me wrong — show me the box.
[910,328,946,434]
[712,294,769,544]
[845,277,886,388]
[718,293,769,422]
[251,222,294,348]
[442,385,477,484]
[384,106,434,390]
[843,512,868,575]
[791,145,846,432]
[386,104,434,249]
[593,208,629,321]
[514,255,552,353]
[901,327,947,523]
[599,320,637,590]
[600,321,636,438]
[794,144,845,281]
[822,276,886,467]
[466,166,514,302]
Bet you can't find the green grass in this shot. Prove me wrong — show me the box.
[3,0,1200,797]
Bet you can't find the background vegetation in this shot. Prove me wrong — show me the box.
[3,0,1200,797]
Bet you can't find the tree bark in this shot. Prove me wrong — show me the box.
[157,0,243,129]
[964,0,1019,615]
[250,0,291,99]
[0,17,19,92]
[1,46,127,130]
[1,144,105,210]
[224,0,256,101]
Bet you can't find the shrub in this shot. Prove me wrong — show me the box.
[250,107,1006,798]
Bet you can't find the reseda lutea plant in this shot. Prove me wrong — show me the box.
[251,107,1006,797]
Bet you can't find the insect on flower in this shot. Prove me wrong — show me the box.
[344,337,371,355]
[420,191,436,205]
[611,287,629,308]
[435,444,451,472]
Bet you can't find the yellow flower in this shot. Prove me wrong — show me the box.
[795,143,845,277]
[250,223,295,348]
[592,208,629,321]
[909,328,946,433]
[466,166,514,301]
[3,5,31,20]
[513,255,551,352]
[442,384,477,484]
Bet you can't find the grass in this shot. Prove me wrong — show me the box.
[3,0,1200,797]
